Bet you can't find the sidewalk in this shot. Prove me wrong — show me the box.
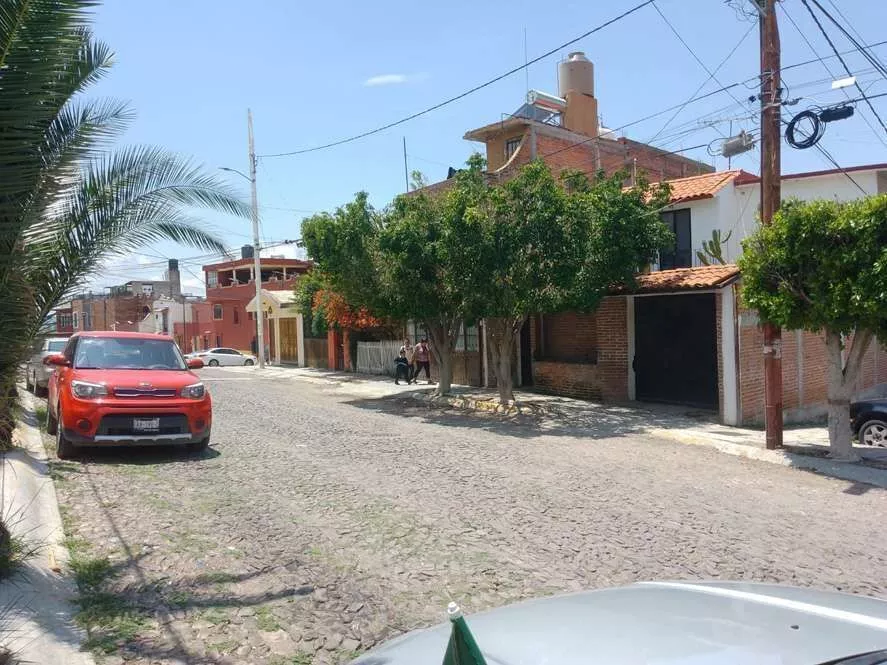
[0,390,93,664]
[217,365,887,489]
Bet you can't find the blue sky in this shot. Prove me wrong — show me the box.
[87,0,887,294]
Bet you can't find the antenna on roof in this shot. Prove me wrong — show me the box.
[523,28,529,98]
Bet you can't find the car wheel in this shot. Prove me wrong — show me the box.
[244,359,254,366]
[55,408,75,460]
[208,359,219,367]
[45,405,58,435]
[859,419,887,447]
[187,436,210,454]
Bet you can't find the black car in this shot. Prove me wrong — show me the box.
[850,398,887,447]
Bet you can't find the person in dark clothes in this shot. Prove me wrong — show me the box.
[414,338,432,383]
[394,350,411,385]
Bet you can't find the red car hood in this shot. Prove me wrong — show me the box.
[70,369,201,389]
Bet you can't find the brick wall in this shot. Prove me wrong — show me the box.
[738,307,887,425]
[518,132,712,185]
[532,298,628,401]
[541,312,598,361]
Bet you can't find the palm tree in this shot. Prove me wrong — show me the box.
[0,0,250,444]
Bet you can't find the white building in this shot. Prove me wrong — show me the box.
[137,297,199,336]
[651,163,887,269]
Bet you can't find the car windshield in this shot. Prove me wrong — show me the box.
[73,337,186,370]
[47,340,66,352]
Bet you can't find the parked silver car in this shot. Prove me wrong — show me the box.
[24,337,68,395]
[352,581,887,664]
[185,347,257,367]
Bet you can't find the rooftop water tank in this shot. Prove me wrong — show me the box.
[558,51,594,98]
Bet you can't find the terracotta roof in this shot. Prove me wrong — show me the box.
[654,170,754,205]
[628,265,741,294]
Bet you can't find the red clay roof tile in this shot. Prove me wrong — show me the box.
[627,264,741,294]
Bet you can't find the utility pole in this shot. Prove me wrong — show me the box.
[248,109,266,369]
[759,0,783,449]
[402,137,409,193]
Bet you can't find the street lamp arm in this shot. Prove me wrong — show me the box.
[219,166,252,183]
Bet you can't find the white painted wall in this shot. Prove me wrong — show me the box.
[657,168,884,269]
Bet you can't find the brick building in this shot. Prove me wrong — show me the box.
[420,52,712,198]
[520,164,887,426]
[54,260,184,336]
[199,246,311,356]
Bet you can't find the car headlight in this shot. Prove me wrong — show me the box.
[71,380,108,399]
[181,382,206,399]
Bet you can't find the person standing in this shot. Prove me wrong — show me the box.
[414,338,432,384]
[399,338,415,384]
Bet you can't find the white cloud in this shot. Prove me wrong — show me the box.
[363,73,427,87]
[137,255,154,266]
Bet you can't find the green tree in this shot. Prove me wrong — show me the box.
[379,160,486,394]
[739,196,887,460]
[467,161,672,404]
[0,1,249,444]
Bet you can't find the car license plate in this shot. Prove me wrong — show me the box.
[133,417,160,432]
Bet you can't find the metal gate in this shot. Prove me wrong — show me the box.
[633,293,718,409]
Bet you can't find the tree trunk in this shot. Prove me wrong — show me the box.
[487,316,522,405]
[0,379,17,451]
[342,328,352,372]
[425,320,458,396]
[824,329,870,462]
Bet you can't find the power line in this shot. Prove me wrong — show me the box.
[782,38,887,75]
[258,1,655,158]
[808,0,887,80]
[647,19,756,144]
[799,0,887,140]
[780,2,887,149]
[824,0,887,77]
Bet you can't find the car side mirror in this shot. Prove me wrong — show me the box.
[43,353,69,367]
[187,358,204,369]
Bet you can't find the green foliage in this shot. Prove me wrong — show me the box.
[254,606,281,632]
[696,229,732,266]
[409,169,428,191]
[300,192,382,312]
[294,271,329,337]
[0,1,249,446]
[738,196,887,336]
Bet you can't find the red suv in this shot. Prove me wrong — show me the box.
[45,331,211,459]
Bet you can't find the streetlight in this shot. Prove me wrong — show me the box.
[220,109,265,368]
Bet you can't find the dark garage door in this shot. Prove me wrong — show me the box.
[634,293,718,410]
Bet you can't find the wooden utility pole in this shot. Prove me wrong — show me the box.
[759,0,783,449]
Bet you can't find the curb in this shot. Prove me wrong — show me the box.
[651,428,887,489]
[410,390,887,489]
[412,392,525,416]
[0,389,94,664]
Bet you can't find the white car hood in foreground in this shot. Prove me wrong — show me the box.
[353,581,887,665]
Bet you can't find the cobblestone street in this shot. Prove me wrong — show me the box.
[49,368,887,664]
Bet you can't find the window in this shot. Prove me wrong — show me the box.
[72,312,79,329]
[141,283,154,296]
[659,209,692,269]
[207,271,218,288]
[233,308,240,324]
[455,323,479,352]
[406,321,428,344]
[213,304,223,320]
[504,136,522,160]
[215,335,222,347]
[81,311,91,331]
[73,337,185,370]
